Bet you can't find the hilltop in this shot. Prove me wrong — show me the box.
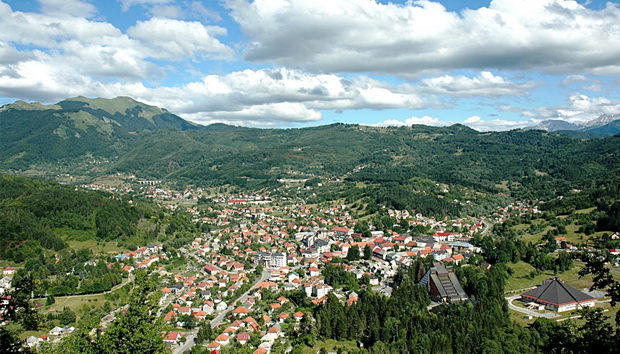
[0,96,200,171]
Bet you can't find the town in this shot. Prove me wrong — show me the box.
[3,175,616,354]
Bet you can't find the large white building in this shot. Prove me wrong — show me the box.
[254,251,287,268]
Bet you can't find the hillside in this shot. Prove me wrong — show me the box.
[0,96,200,170]
[113,123,620,200]
[2,97,620,213]
[0,174,148,263]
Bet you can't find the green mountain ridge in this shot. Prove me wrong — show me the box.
[2,97,620,211]
[0,96,201,169]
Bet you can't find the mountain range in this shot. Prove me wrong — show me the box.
[529,114,620,135]
[1,97,619,207]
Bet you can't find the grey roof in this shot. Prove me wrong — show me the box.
[315,239,329,247]
[448,241,474,248]
[415,236,435,243]
[424,262,468,302]
[521,278,594,306]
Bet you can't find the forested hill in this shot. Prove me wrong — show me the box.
[114,123,620,198]
[0,174,146,263]
[2,97,620,206]
[0,96,200,169]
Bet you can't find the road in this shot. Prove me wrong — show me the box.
[173,267,271,354]
[481,218,493,236]
[505,295,559,319]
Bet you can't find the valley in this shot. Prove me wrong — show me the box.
[1,97,619,353]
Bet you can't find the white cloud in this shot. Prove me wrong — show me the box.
[227,0,620,77]
[181,103,322,127]
[127,17,233,60]
[118,0,222,22]
[532,93,620,124]
[464,118,532,131]
[373,115,448,127]
[421,71,535,96]
[464,116,481,124]
[0,64,428,126]
[373,114,533,131]
[562,74,587,85]
[0,2,232,78]
[38,0,97,18]
[148,5,184,18]
[189,1,222,22]
[118,0,172,11]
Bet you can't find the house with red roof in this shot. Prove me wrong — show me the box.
[215,333,230,346]
[163,331,183,344]
[233,332,248,345]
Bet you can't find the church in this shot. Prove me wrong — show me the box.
[520,278,596,312]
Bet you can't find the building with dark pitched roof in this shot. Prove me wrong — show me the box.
[419,262,468,303]
[520,278,595,312]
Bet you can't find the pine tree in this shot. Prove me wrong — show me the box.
[347,245,360,261]
[363,245,372,260]
[196,322,213,343]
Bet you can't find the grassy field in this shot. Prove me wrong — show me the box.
[514,220,604,246]
[18,330,48,340]
[92,174,129,187]
[65,239,124,256]
[505,261,595,292]
[299,339,359,354]
[41,279,132,321]
[574,207,596,214]
[46,293,108,316]
[509,308,536,327]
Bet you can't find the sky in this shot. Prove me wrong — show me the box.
[1,0,619,130]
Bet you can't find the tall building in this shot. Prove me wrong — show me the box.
[254,251,287,268]
[419,262,468,303]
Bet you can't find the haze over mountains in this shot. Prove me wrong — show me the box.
[528,114,620,134]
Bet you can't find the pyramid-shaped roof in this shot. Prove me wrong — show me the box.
[521,278,594,306]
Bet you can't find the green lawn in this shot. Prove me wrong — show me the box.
[46,294,108,317]
[505,261,595,292]
[65,238,124,256]
[18,330,48,340]
[509,309,536,327]
[299,339,359,354]
[92,174,129,187]
[574,207,596,214]
[41,279,132,321]
[561,223,606,245]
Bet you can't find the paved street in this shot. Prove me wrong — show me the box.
[173,267,271,354]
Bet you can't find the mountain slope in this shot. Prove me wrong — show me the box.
[0,96,201,170]
[109,123,620,202]
[528,114,620,135]
[529,119,581,132]
[584,114,620,128]
[583,120,620,136]
[2,97,620,207]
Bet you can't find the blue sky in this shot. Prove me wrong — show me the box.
[0,0,619,130]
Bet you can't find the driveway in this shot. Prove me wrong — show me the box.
[506,295,559,319]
